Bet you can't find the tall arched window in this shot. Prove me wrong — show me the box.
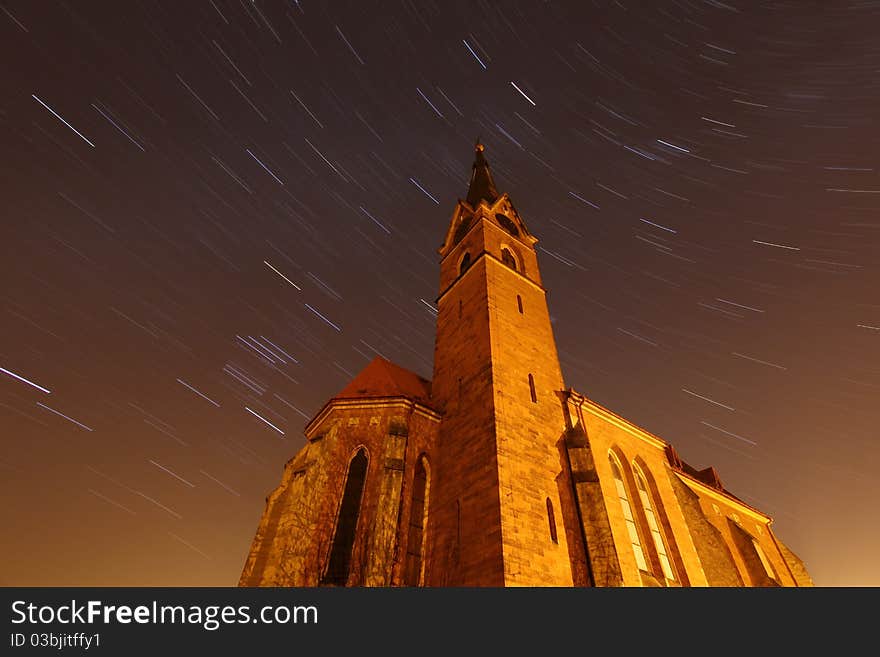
[404,456,430,586]
[528,373,537,403]
[501,247,517,271]
[609,452,648,572]
[633,463,675,581]
[459,252,471,276]
[322,448,368,586]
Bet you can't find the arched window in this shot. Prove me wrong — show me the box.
[322,448,368,586]
[404,456,430,586]
[633,463,675,581]
[546,497,558,543]
[495,213,519,237]
[459,252,471,276]
[528,373,537,403]
[609,452,648,572]
[501,247,517,271]
[453,216,473,244]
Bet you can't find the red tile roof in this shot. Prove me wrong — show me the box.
[334,356,432,405]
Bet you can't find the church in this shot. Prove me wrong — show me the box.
[239,143,812,587]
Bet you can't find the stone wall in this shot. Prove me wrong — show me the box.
[239,399,439,587]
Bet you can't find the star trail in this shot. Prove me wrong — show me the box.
[1,1,878,587]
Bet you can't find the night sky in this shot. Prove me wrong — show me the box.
[1,1,878,587]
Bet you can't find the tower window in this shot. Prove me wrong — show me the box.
[546,497,558,543]
[528,373,537,403]
[495,213,519,237]
[453,499,461,565]
[453,216,473,244]
[501,248,517,271]
[322,448,368,586]
[459,252,471,276]
[517,295,523,314]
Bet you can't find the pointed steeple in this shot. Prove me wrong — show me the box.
[465,140,499,207]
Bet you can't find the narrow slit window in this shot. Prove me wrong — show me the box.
[546,497,558,543]
[517,295,523,314]
[528,373,537,403]
[453,499,462,564]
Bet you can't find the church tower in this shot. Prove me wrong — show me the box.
[425,143,574,586]
[239,142,812,589]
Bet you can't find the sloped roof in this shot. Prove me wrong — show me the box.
[666,446,750,506]
[334,356,432,405]
[570,390,756,510]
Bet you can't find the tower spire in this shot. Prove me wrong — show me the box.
[466,139,499,207]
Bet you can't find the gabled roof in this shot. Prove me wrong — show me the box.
[334,356,432,405]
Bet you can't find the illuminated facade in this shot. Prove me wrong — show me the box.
[239,144,812,587]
